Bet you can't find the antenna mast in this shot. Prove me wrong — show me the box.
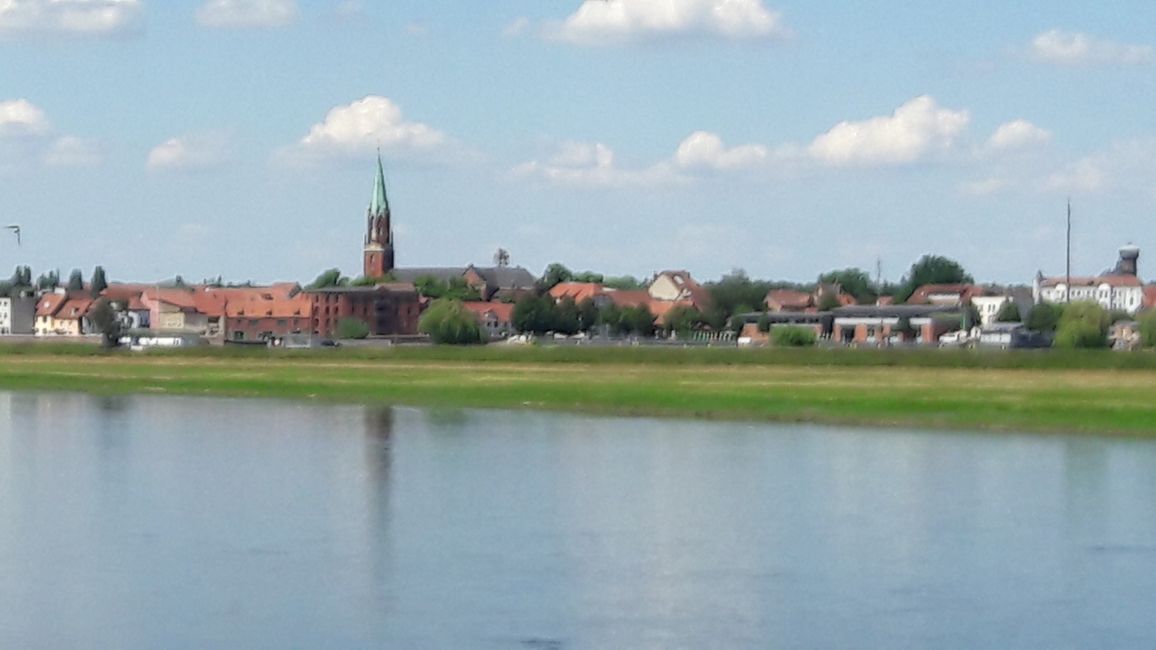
[1066,199,1071,304]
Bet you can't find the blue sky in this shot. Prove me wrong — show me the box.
[1,0,1154,285]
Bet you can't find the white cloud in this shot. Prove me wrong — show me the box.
[502,16,530,38]
[1030,30,1153,67]
[987,119,1051,151]
[674,131,769,171]
[44,136,102,166]
[196,0,298,29]
[147,134,229,171]
[0,98,50,137]
[959,177,1009,196]
[0,0,141,37]
[284,96,449,163]
[513,141,681,188]
[1043,158,1108,193]
[546,0,788,44]
[808,96,970,167]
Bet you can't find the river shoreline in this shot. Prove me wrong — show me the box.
[2,346,1155,435]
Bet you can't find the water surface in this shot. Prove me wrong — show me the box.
[2,392,1156,648]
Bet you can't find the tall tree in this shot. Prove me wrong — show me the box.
[36,270,59,290]
[90,266,109,297]
[896,255,973,303]
[995,302,1022,323]
[308,268,348,289]
[541,263,573,290]
[818,268,875,304]
[66,268,84,292]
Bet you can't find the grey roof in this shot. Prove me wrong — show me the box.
[304,283,416,295]
[391,267,468,283]
[831,304,961,318]
[469,265,537,289]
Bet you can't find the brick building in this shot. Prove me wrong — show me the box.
[306,284,420,338]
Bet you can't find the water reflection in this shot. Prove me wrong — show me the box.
[4,393,1156,648]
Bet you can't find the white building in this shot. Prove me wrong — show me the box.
[972,295,1013,326]
[1033,275,1145,314]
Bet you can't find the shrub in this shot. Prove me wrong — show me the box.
[1053,301,1109,349]
[771,325,817,347]
[418,299,485,345]
[1139,310,1156,348]
[995,301,1021,323]
[336,317,370,340]
[1025,303,1063,333]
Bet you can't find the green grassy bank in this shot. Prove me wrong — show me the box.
[2,344,1155,435]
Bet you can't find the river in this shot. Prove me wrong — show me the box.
[2,391,1155,648]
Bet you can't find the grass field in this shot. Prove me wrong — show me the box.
[2,343,1156,435]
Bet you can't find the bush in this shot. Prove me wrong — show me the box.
[336,317,370,340]
[1025,303,1063,333]
[771,325,817,347]
[995,301,1021,323]
[418,299,485,345]
[1139,311,1156,348]
[1053,301,1109,349]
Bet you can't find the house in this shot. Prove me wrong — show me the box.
[1034,244,1146,315]
[648,270,711,310]
[462,301,515,339]
[0,292,36,335]
[548,282,612,308]
[765,289,813,312]
[99,284,154,329]
[35,292,93,336]
[1033,274,1144,315]
[462,265,537,302]
[305,283,421,338]
[971,288,1034,327]
[140,287,224,337]
[906,284,987,307]
[1144,285,1156,310]
[222,286,313,343]
[830,305,963,345]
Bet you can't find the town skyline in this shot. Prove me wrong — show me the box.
[1,1,1154,285]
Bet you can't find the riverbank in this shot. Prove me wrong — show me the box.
[2,345,1155,435]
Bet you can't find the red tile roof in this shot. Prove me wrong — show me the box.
[766,289,813,311]
[606,290,651,308]
[549,282,606,303]
[461,301,515,323]
[1039,275,1143,288]
[35,293,67,318]
[907,284,988,304]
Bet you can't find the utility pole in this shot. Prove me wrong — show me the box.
[1065,199,1072,304]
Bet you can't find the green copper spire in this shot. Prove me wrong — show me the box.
[370,152,390,216]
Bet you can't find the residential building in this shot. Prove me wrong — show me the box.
[831,305,963,345]
[306,284,421,338]
[906,284,987,307]
[1034,245,1146,315]
[462,301,515,339]
[222,285,313,342]
[648,270,711,310]
[35,292,93,336]
[548,282,614,308]
[0,293,36,335]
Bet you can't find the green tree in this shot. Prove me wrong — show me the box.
[1139,310,1156,348]
[624,304,655,336]
[1025,302,1063,333]
[771,325,817,347]
[66,268,84,292]
[10,265,31,287]
[572,271,604,283]
[541,263,573,290]
[418,299,485,344]
[577,298,599,333]
[896,255,974,303]
[894,316,916,340]
[36,270,59,290]
[553,297,580,335]
[309,268,348,289]
[90,266,109,297]
[817,292,841,312]
[1054,301,1109,349]
[513,295,556,335]
[664,305,703,336]
[995,301,1022,323]
[603,275,644,290]
[818,268,875,304]
[336,317,370,339]
[414,275,480,301]
[756,314,771,333]
[87,298,124,348]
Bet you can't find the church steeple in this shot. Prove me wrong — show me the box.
[363,152,395,278]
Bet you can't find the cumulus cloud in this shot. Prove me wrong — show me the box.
[0,98,50,137]
[147,134,229,171]
[0,0,141,37]
[0,98,102,168]
[958,177,1009,197]
[196,0,298,29]
[513,141,681,188]
[987,119,1051,151]
[1030,30,1153,67]
[674,131,769,171]
[808,96,970,167]
[546,0,788,44]
[44,136,102,166]
[283,96,449,163]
